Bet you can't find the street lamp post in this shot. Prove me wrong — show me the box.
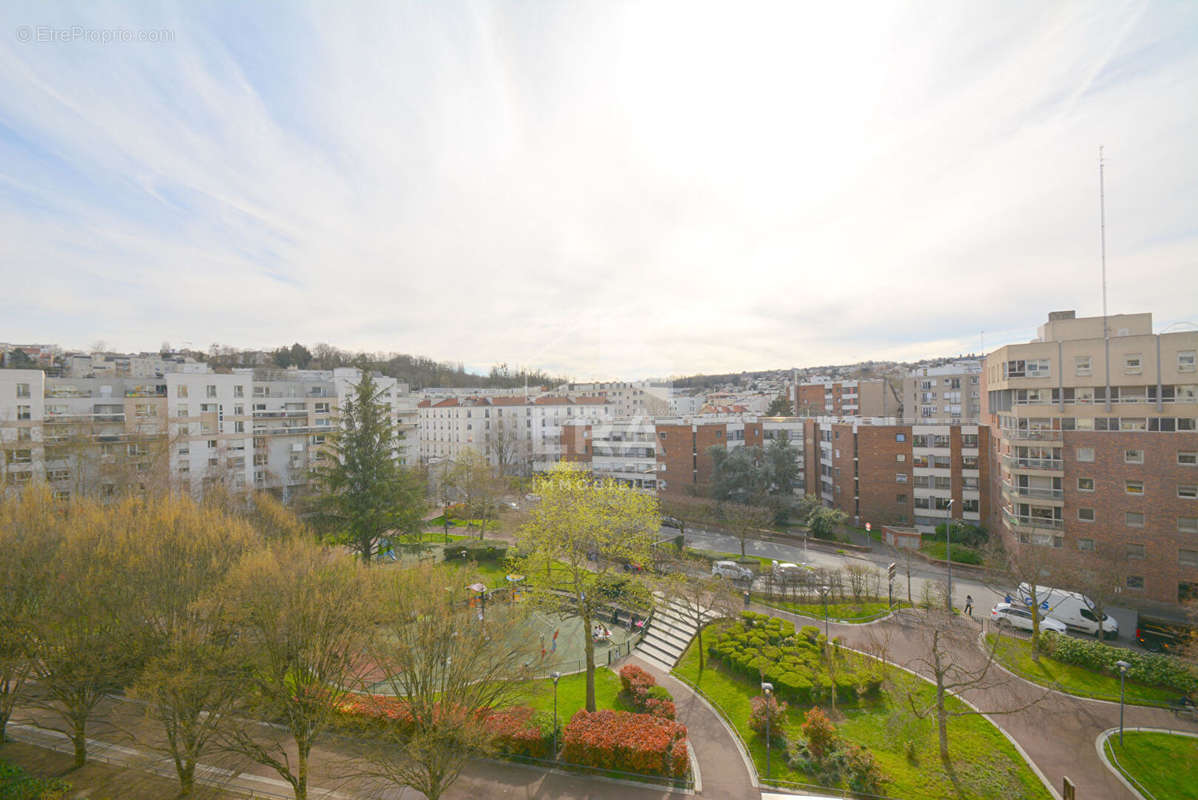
[551,671,562,757]
[817,584,831,640]
[1116,660,1130,745]
[945,498,955,612]
[761,682,774,780]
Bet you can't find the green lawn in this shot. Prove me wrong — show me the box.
[920,541,982,565]
[988,635,1179,706]
[675,622,1051,799]
[1105,731,1198,799]
[513,667,627,722]
[761,598,908,623]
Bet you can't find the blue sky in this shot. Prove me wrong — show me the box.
[1,1,1196,379]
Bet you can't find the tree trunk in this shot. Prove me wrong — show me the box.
[179,760,195,796]
[296,740,309,800]
[936,683,950,769]
[0,709,8,744]
[697,624,705,672]
[583,605,596,712]
[740,534,746,558]
[72,717,87,768]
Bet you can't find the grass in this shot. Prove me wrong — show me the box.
[513,667,627,722]
[920,541,982,565]
[675,621,1051,800]
[761,598,909,623]
[987,634,1179,706]
[1105,731,1198,799]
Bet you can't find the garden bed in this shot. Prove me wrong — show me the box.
[988,633,1192,706]
[1103,731,1198,799]
[761,598,908,623]
[675,616,1052,799]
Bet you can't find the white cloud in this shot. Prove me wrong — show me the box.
[0,0,1195,378]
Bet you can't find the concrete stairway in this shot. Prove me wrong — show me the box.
[635,593,720,672]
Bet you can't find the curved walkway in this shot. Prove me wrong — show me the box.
[753,602,1198,800]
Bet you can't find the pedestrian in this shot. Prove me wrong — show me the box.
[964,594,974,618]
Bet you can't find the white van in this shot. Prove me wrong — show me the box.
[1016,583,1119,639]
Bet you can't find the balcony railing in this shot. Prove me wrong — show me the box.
[1002,455,1063,470]
[1005,429,1062,442]
[1002,482,1064,500]
[1003,509,1064,530]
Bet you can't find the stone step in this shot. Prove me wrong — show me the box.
[641,632,684,660]
[636,637,681,668]
[644,623,693,654]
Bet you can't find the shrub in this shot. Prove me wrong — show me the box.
[1043,632,1198,694]
[0,759,71,800]
[800,707,838,763]
[442,543,508,563]
[619,665,675,718]
[749,694,788,745]
[485,707,554,758]
[561,709,689,778]
[844,744,885,794]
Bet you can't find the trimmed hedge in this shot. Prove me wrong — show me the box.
[562,709,689,778]
[334,694,553,757]
[1043,632,1198,694]
[619,664,676,719]
[708,612,884,705]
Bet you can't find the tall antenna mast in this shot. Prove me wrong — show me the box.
[1099,146,1108,337]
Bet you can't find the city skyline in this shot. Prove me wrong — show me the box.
[2,2,1197,379]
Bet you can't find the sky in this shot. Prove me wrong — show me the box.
[1,1,1196,380]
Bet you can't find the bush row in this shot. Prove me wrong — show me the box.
[442,543,508,563]
[333,694,553,758]
[619,664,676,719]
[562,709,689,778]
[1043,632,1198,694]
[708,612,884,704]
[0,758,72,800]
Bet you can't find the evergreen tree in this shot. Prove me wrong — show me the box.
[310,370,425,563]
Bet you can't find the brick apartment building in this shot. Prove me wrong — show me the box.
[804,417,990,533]
[792,379,889,417]
[983,310,1198,606]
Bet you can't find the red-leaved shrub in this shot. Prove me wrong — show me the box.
[562,709,689,778]
[618,665,676,719]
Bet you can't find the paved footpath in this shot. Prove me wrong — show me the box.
[755,602,1198,800]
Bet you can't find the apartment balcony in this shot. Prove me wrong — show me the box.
[1004,429,1062,443]
[252,410,309,418]
[1001,482,1063,501]
[1001,455,1063,471]
[1003,509,1064,530]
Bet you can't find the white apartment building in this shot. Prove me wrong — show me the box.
[559,381,668,417]
[418,394,613,474]
[903,360,983,423]
[2,364,417,503]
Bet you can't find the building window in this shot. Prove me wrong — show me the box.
[1126,480,1144,495]
[896,494,907,503]
[1078,477,1094,492]
[207,440,217,449]
[1076,447,1095,463]
[1126,511,1145,527]
[206,385,217,398]
[1180,350,1197,372]
[1074,356,1092,377]
[15,382,30,398]
[1126,575,1144,590]
[1124,355,1142,374]
[896,454,905,462]
[177,384,189,398]
[1180,517,1198,533]
[234,385,245,398]
[1078,508,1095,522]
[1127,543,1146,560]
[16,405,31,420]
[1026,359,1051,378]
[1124,449,1144,464]
[1180,549,1198,568]
[895,433,906,442]
[1180,452,1198,466]
[896,473,908,484]
[1180,485,1198,499]
[1077,538,1095,552]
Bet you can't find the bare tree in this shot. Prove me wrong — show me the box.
[901,610,1049,780]
[983,535,1063,659]
[219,538,372,800]
[359,564,534,800]
[447,447,503,540]
[721,502,772,560]
[658,555,738,672]
[484,412,530,478]
[1056,541,1125,641]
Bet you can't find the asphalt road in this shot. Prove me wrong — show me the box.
[677,526,1142,646]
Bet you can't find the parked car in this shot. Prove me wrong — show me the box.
[991,602,1068,635]
[1017,583,1119,639]
[772,561,808,581]
[712,560,754,581]
[661,515,684,530]
[1136,619,1189,653]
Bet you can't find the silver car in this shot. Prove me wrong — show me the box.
[990,602,1068,635]
[712,560,754,581]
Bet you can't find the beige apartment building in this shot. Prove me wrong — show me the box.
[983,310,1198,607]
[903,360,983,423]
